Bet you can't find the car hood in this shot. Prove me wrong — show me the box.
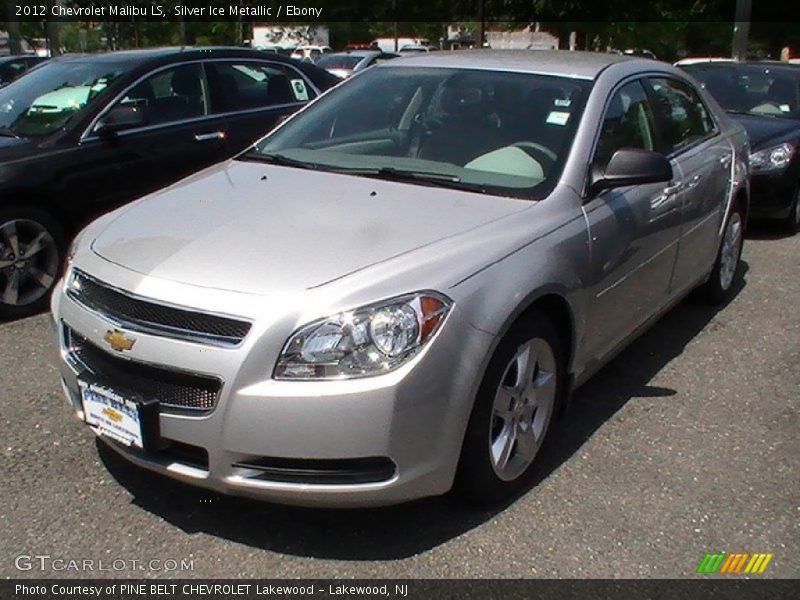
[91,160,529,296]
[729,113,800,149]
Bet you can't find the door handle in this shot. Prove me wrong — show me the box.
[684,174,702,190]
[719,154,732,167]
[194,131,226,142]
[662,182,683,195]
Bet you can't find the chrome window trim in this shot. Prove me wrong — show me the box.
[80,57,320,143]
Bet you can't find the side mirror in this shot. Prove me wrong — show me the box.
[95,105,145,138]
[589,148,673,195]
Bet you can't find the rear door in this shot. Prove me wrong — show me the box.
[644,76,730,293]
[203,60,318,153]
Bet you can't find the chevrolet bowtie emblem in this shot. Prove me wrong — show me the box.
[104,329,136,352]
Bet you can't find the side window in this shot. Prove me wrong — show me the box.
[645,77,714,154]
[204,62,314,114]
[118,64,208,126]
[594,81,657,170]
[0,60,28,84]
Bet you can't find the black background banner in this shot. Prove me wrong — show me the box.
[3,580,799,600]
[5,0,800,23]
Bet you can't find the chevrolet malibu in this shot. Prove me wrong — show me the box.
[52,51,749,507]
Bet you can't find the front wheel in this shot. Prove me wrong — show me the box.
[455,311,565,505]
[0,206,66,320]
[697,207,744,305]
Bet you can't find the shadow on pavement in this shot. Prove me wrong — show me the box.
[99,263,749,561]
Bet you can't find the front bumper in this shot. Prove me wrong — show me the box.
[51,260,493,507]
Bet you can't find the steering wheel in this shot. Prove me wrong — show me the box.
[512,142,558,174]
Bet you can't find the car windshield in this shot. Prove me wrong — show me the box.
[0,59,129,136]
[681,64,800,118]
[315,55,363,70]
[249,67,590,199]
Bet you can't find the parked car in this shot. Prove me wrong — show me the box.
[53,51,748,507]
[399,44,434,55]
[315,50,400,79]
[610,48,658,61]
[290,45,332,62]
[678,59,800,231]
[0,47,339,319]
[372,38,432,53]
[0,55,47,87]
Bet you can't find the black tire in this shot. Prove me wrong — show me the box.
[781,184,800,234]
[697,206,745,306]
[455,310,565,505]
[0,205,66,320]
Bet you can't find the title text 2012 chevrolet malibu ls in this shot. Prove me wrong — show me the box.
[52,52,749,507]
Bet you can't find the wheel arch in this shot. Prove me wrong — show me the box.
[476,288,578,416]
[0,189,79,237]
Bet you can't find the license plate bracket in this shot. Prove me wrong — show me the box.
[78,379,160,450]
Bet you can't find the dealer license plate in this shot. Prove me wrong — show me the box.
[78,380,144,449]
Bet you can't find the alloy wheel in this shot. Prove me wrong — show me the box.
[489,337,557,482]
[0,219,59,307]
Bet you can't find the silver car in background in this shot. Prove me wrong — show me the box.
[314,50,401,79]
[52,51,749,507]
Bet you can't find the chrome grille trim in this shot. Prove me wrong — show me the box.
[65,269,251,347]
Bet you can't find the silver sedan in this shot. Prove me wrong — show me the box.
[51,51,749,507]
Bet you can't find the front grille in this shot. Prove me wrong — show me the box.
[232,457,397,485]
[66,269,251,347]
[66,328,221,413]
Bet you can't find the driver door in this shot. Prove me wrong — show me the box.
[72,63,231,210]
[582,80,684,362]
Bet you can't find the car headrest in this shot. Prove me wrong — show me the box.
[171,69,202,97]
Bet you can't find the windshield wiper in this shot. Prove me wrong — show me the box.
[0,127,19,138]
[363,167,488,193]
[240,151,321,171]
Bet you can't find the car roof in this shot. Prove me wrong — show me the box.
[325,50,382,58]
[679,59,800,73]
[380,50,641,80]
[49,47,301,66]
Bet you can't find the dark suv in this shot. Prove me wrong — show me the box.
[0,47,338,318]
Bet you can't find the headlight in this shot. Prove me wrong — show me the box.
[750,142,794,173]
[275,292,452,380]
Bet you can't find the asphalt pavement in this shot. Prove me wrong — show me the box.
[1,224,797,579]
